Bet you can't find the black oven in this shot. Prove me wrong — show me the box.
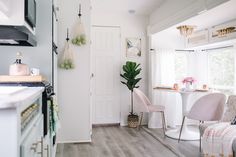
[25,0,36,28]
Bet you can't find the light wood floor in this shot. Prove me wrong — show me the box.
[56,126,200,157]
[142,126,200,157]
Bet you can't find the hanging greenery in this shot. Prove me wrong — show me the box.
[72,4,86,46]
[59,29,76,70]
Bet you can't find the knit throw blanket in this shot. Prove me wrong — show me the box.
[202,122,236,157]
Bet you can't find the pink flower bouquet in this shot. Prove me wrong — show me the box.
[182,77,196,84]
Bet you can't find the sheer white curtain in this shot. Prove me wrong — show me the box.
[150,49,182,128]
[188,51,208,88]
[150,49,209,128]
[185,51,209,112]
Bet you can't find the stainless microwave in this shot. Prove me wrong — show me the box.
[25,0,36,28]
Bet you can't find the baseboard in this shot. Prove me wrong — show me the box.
[92,123,120,127]
[120,122,127,126]
[57,139,92,144]
[120,122,148,127]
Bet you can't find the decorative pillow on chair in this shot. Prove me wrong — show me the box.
[222,95,236,122]
[231,116,236,125]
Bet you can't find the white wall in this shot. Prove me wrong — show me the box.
[91,10,149,126]
[151,28,185,50]
[57,0,91,142]
[148,0,229,34]
[0,0,52,81]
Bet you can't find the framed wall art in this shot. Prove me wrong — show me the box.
[126,38,141,57]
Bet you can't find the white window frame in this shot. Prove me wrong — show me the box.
[206,46,236,93]
[174,51,190,83]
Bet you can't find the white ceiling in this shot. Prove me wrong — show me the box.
[179,0,236,31]
[160,0,236,35]
[91,0,165,15]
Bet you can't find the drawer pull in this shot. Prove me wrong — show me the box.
[37,137,44,157]
[44,145,49,157]
[30,143,38,153]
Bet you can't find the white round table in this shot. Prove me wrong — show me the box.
[165,91,199,140]
[153,88,209,141]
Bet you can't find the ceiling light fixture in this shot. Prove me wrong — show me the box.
[177,25,196,37]
[128,10,136,14]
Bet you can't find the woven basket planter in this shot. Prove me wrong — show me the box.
[127,114,139,128]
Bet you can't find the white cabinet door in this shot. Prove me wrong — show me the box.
[43,134,51,157]
[21,116,43,157]
[35,116,44,157]
[91,26,121,124]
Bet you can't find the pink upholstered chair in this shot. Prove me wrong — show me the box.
[178,93,226,149]
[133,88,166,136]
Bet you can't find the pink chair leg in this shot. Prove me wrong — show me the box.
[163,112,167,131]
[161,111,166,137]
[199,121,201,152]
[138,112,143,130]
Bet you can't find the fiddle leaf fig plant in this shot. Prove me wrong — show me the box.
[120,61,142,115]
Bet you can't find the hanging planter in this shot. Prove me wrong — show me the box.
[59,29,76,70]
[72,4,86,46]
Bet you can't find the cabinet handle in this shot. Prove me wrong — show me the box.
[37,137,44,157]
[30,143,38,153]
[44,145,49,157]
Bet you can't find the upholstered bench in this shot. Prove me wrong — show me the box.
[199,95,236,156]
[200,123,236,156]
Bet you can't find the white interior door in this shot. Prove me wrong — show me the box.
[91,26,121,125]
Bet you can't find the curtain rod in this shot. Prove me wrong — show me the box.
[175,49,194,52]
[150,49,195,52]
[150,49,194,52]
[92,25,121,28]
[201,45,234,51]
[150,45,234,53]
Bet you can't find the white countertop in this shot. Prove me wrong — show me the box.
[0,86,44,109]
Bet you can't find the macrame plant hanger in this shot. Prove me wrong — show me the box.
[78,4,82,18]
[66,28,70,42]
[59,28,75,69]
[72,3,86,46]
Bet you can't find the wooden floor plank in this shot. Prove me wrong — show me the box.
[142,126,201,157]
[56,126,178,157]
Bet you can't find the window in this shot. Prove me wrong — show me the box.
[208,48,235,94]
[175,52,188,83]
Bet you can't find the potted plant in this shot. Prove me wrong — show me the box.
[120,61,142,128]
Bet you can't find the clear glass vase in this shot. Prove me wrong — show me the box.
[185,82,193,91]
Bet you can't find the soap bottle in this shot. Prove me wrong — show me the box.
[9,52,30,76]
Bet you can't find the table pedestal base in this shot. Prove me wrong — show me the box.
[166,126,200,141]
